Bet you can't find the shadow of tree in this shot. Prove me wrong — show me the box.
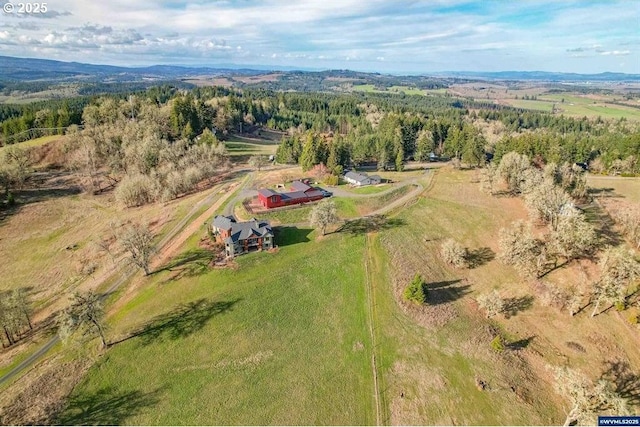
[426,279,471,305]
[336,214,405,235]
[582,203,623,247]
[508,336,535,350]
[155,248,215,279]
[589,187,621,199]
[54,387,163,425]
[465,247,495,268]
[502,295,535,318]
[1,170,83,224]
[274,226,313,247]
[601,359,640,406]
[111,298,239,347]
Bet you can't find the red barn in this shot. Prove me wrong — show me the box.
[258,180,324,209]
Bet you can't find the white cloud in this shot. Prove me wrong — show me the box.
[600,50,631,56]
[0,0,638,73]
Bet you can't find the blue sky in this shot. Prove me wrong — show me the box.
[0,0,638,73]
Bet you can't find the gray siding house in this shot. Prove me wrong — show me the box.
[211,215,274,258]
[343,171,382,186]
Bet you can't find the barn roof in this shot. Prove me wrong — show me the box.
[280,189,323,200]
[290,180,312,192]
[258,188,278,197]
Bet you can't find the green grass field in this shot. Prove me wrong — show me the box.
[587,175,640,203]
[342,184,391,195]
[351,84,424,96]
[46,167,640,425]
[224,140,277,157]
[56,227,376,425]
[504,93,640,121]
[0,135,62,154]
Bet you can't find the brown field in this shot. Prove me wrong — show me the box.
[183,77,234,87]
[375,167,640,424]
[587,175,640,204]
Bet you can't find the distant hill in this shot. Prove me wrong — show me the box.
[2,55,639,84]
[0,56,276,82]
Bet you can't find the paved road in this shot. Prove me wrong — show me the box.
[0,179,232,388]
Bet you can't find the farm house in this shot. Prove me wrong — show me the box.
[211,215,274,258]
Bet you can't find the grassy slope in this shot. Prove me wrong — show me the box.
[57,227,375,425]
[50,167,640,425]
[505,94,640,121]
[372,179,561,424]
[342,184,391,195]
[0,135,62,153]
[374,167,640,424]
[587,175,640,203]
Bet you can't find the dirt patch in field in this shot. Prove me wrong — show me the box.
[183,77,234,87]
[0,355,92,425]
[233,73,282,84]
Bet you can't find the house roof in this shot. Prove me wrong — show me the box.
[369,175,382,181]
[258,188,278,198]
[224,218,273,244]
[344,171,371,183]
[212,214,237,231]
[290,180,312,192]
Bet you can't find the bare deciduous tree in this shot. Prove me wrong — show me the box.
[549,209,598,263]
[611,205,640,250]
[440,238,467,268]
[498,220,547,278]
[497,152,532,194]
[248,155,269,171]
[479,163,499,195]
[591,247,640,317]
[0,145,30,198]
[477,290,505,318]
[58,290,107,348]
[0,289,33,347]
[524,181,573,231]
[118,223,155,275]
[309,199,338,236]
[552,365,630,426]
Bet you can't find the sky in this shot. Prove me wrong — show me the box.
[0,0,638,74]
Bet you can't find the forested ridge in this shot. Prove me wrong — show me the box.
[1,84,639,178]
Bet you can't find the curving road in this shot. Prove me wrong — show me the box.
[0,177,238,388]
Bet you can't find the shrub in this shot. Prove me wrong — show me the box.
[114,173,158,207]
[490,335,505,352]
[324,174,339,186]
[404,273,427,305]
[628,313,639,325]
[440,238,467,268]
[6,191,15,206]
[614,301,626,312]
[477,290,505,318]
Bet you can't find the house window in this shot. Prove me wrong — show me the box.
[271,196,277,203]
